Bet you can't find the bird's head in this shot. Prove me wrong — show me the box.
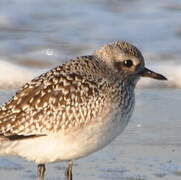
[95,41,167,86]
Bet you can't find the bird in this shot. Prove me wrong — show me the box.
[0,41,167,180]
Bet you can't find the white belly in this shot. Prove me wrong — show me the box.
[0,108,131,164]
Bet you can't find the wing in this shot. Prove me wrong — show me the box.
[0,57,112,139]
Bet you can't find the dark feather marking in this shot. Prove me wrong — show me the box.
[0,134,46,141]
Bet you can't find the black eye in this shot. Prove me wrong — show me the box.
[123,60,133,68]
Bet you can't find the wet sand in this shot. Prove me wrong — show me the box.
[0,89,181,180]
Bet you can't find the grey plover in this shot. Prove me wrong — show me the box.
[0,41,167,180]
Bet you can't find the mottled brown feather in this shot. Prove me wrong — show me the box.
[0,56,119,137]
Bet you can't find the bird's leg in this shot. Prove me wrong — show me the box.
[37,164,46,180]
[65,160,73,180]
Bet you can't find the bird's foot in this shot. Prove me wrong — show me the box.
[65,160,73,180]
[37,164,46,180]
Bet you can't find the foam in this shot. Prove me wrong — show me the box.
[0,60,48,89]
[0,60,180,89]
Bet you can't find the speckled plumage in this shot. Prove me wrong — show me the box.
[0,45,135,138]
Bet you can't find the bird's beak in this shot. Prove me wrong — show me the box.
[140,68,167,80]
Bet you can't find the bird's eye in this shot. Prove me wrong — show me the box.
[123,60,133,68]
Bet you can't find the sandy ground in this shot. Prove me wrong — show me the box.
[0,89,181,180]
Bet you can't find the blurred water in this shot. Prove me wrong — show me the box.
[0,0,181,65]
[0,0,180,89]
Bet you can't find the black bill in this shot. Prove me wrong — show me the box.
[141,68,167,80]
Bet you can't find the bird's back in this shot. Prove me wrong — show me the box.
[0,55,131,140]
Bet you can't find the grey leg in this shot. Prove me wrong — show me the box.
[65,160,73,180]
[37,164,46,180]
